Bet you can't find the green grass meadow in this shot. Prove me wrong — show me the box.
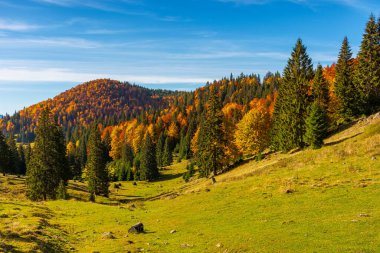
[0,117,379,252]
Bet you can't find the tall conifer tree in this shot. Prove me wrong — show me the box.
[140,133,159,181]
[271,39,314,151]
[6,135,18,174]
[26,108,69,201]
[0,131,10,176]
[162,137,172,167]
[17,145,27,175]
[86,124,109,198]
[312,64,329,110]
[354,15,380,114]
[196,88,226,176]
[335,37,358,121]
[156,132,165,168]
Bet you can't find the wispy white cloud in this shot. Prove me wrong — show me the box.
[34,0,154,16]
[164,51,289,60]
[0,67,213,84]
[82,28,163,35]
[218,0,378,12]
[34,0,191,22]
[0,19,40,31]
[0,37,100,48]
[311,52,337,62]
[83,29,128,35]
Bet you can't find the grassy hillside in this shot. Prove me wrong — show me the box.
[1,114,379,252]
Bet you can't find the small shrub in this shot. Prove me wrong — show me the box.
[256,152,264,161]
[183,163,195,182]
[89,192,95,202]
[56,180,68,200]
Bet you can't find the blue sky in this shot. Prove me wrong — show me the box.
[0,0,379,114]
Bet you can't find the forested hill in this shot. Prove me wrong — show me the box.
[0,73,280,143]
[0,79,183,142]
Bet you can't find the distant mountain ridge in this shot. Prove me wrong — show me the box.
[0,79,186,142]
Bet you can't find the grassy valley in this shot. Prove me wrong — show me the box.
[1,114,379,253]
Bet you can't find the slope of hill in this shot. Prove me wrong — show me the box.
[1,73,279,146]
[0,112,379,252]
[0,79,182,141]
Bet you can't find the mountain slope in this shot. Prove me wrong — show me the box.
[1,79,181,141]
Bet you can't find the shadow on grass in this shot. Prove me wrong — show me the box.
[0,241,23,253]
[67,184,88,193]
[324,132,362,147]
[0,220,68,253]
[0,201,49,211]
[153,172,183,182]
[112,194,142,198]
[327,120,359,137]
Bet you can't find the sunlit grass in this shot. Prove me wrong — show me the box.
[0,117,379,252]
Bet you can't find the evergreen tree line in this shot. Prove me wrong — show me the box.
[272,15,380,151]
[19,108,110,202]
[0,131,29,176]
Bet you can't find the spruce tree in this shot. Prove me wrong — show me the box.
[26,108,69,201]
[121,142,134,165]
[354,15,380,114]
[196,88,226,176]
[56,180,68,200]
[6,135,18,174]
[86,124,109,198]
[162,137,172,167]
[313,64,329,110]
[17,145,27,175]
[271,39,314,151]
[53,121,70,182]
[156,132,165,168]
[0,131,10,176]
[102,131,112,163]
[335,37,358,121]
[140,133,159,181]
[25,144,32,164]
[304,102,328,149]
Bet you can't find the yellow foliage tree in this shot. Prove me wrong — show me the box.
[66,141,76,156]
[110,127,123,160]
[190,127,200,155]
[167,122,179,140]
[235,108,271,156]
[132,124,145,154]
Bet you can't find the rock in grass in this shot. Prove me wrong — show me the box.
[101,231,115,239]
[170,230,176,234]
[128,222,144,234]
[181,244,193,248]
[216,243,222,248]
[283,188,295,194]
